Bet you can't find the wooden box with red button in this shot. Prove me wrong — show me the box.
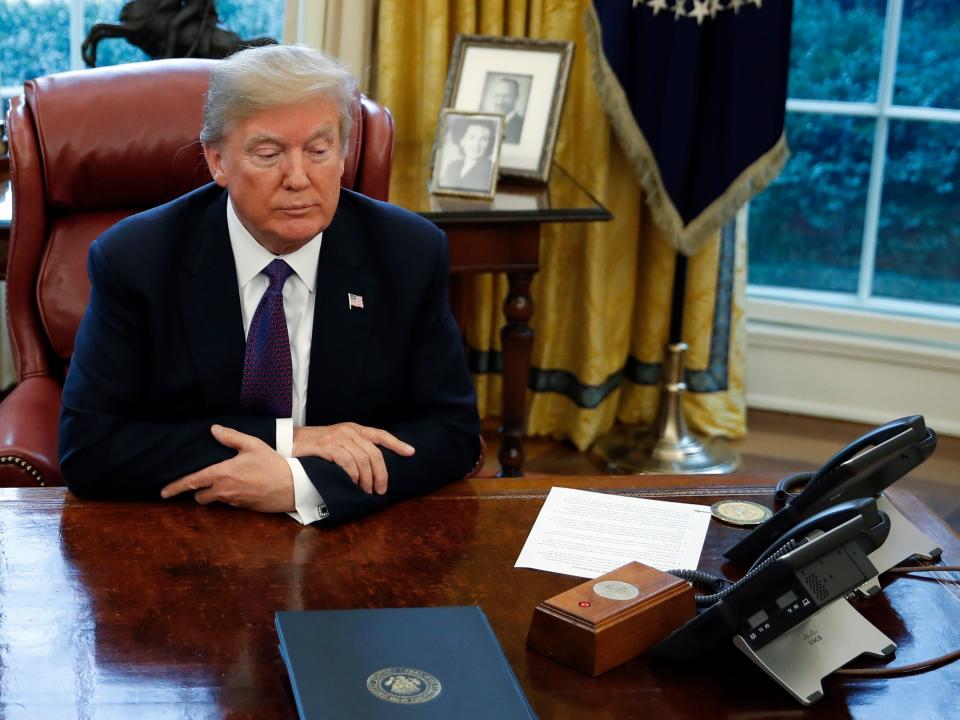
[526,561,696,676]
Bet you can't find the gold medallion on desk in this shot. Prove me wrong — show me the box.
[710,500,773,526]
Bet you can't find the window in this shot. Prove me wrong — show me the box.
[748,0,960,321]
[1,0,285,116]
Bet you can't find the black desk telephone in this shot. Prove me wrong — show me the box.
[654,415,943,705]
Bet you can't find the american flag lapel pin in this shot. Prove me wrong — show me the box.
[347,293,364,310]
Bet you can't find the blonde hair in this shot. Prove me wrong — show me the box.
[201,45,357,152]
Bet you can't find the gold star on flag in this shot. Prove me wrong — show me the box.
[729,0,744,12]
[751,0,763,7]
[690,0,710,24]
[710,0,724,17]
[648,0,669,14]
[672,0,687,20]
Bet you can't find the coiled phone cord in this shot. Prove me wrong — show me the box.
[668,539,800,608]
[774,470,815,504]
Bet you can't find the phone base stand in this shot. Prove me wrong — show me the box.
[526,561,696,676]
[733,599,895,705]
[858,493,943,596]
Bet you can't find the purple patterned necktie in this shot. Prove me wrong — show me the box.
[239,259,294,417]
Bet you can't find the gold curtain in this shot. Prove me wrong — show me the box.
[376,0,747,450]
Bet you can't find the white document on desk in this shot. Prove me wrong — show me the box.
[515,486,713,578]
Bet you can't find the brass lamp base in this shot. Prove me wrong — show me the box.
[592,343,739,475]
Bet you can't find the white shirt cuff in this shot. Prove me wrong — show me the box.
[275,418,294,457]
[286,457,329,524]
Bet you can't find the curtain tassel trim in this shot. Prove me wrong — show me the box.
[583,4,789,257]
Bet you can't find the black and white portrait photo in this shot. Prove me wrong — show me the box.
[479,73,532,144]
[431,111,504,199]
[439,35,574,182]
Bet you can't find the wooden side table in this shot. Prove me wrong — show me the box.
[390,142,612,476]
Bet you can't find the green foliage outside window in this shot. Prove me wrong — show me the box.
[1,1,72,86]
[749,0,960,306]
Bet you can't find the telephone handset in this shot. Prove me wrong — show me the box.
[724,415,937,566]
[749,497,890,570]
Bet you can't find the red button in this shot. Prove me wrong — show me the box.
[579,601,591,608]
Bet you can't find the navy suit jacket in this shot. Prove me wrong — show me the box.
[60,183,480,523]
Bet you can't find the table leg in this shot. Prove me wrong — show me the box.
[448,274,471,340]
[499,271,534,477]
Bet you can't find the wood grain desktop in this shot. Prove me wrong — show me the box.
[0,476,956,719]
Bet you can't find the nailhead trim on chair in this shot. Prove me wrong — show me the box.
[0,456,46,486]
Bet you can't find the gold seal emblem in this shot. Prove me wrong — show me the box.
[366,667,442,704]
[592,580,640,601]
[711,500,773,526]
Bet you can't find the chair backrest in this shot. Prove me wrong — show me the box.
[6,58,394,383]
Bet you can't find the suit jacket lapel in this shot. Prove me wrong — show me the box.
[306,193,378,424]
[177,189,246,412]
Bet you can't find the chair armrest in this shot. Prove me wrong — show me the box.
[0,376,64,487]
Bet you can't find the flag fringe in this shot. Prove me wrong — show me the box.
[584,4,789,256]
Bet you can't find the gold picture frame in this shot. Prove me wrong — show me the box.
[429,110,504,200]
[437,34,574,184]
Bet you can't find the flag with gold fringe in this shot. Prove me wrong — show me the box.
[586,0,793,255]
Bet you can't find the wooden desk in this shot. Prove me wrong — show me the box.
[390,143,612,477]
[0,476,956,718]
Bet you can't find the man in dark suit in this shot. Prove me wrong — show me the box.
[59,45,480,525]
[484,77,524,144]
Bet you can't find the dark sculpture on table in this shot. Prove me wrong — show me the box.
[82,0,276,68]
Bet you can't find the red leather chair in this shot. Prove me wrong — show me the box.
[0,59,395,487]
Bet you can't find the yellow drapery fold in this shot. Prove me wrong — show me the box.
[376,0,746,451]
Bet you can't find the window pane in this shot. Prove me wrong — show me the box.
[874,120,960,306]
[788,0,885,103]
[894,0,960,109]
[748,113,874,293]
[0,0,71,87]
[217,0,284,44]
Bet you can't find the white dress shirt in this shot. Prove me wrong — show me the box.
[226,198,328,524]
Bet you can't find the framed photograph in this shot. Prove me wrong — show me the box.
[437,34,574,183]
[430,110,504,200]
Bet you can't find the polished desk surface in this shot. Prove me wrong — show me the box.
[0,475,957,719]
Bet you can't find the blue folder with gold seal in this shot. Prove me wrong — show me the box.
[276,606,537,719]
